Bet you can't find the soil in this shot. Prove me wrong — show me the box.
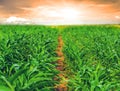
[55,36,67,91]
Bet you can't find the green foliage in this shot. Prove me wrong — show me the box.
[62,25,120,91]
[0,25,58,91]
[0,25,120,91]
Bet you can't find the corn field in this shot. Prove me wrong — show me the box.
[0,25,120,91]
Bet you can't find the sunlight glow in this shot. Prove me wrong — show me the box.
[60,7,79,20]
[115,16,120,19]
[36,7,80,20]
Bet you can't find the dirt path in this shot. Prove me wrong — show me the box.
[54,36,67,91]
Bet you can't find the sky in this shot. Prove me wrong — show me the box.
[0,0,120,24]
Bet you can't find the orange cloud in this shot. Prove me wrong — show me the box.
[0,0,120,24]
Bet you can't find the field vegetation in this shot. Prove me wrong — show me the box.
[0,25,120,91]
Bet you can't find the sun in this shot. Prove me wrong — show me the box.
[60,7,79,20]
[40,7,79,20]
[33,6,80,23]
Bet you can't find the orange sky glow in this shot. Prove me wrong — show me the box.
[0,0,120,24]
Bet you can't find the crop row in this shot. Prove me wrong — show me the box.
[0,25,120,91]
[62,25,120,91]
[0,25,59,91]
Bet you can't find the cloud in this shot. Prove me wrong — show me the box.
[5,16,30,24]
[66,0,120,8]
[0,0,42,17]
[94,0,120,9]
[0,0,120,17]
[94,0,120,3]
[70,0,120,4]
[0,0,120,24]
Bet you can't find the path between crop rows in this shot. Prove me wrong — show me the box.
[54,36,68,91]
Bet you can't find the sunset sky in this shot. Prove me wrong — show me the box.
[0,0,120,24]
